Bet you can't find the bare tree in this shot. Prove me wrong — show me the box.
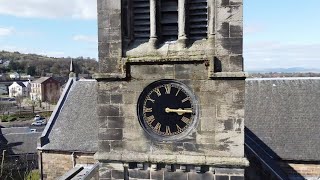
[15,95,23,115]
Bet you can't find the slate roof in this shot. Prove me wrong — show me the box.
[1,127,30,135]
[16,82,26,87]
[39,79,98,152]
[245,77,320,161]
[32,77,51,84]
[38,77,320,160]
[0,131,42,155]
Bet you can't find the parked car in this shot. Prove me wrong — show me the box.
[31,120,46,126]
[30,129,37,132]
[34,115,41,121]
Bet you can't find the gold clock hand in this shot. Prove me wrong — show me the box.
[165,108,192,115]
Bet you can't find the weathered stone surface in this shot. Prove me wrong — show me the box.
[95,0,246,179]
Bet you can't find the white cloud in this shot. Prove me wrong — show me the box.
[0,27,15,37]
[0,0,97,19]
[73,35,97,43]
[244,42,320,71]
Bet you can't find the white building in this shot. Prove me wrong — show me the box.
[9,72,20,79]
[8,81,31,97]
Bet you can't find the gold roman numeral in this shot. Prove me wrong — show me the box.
[181,116,191,124]
[176,124,182,132]
[154,122,161,132]
[175,88,181,96]
[146,115,155,124]
[144,107,152,113]
[146,96,155,103]
[154,88,161,97]
[165,126,171,135]
[165,84,171,94]
[182,97,190,103]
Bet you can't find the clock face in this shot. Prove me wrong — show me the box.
[137,80,198,141]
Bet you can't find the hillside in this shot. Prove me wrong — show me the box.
[0,50,98,77]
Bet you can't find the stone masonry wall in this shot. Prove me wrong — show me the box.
[99,162,244,180]
[96,63,245,164]
[41,151,95,180]
[279,162,320,179]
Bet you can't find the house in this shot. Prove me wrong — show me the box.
[8,81,31,97]
[9,72,20,79]
[30,77,61,103]
[0,127,41,178]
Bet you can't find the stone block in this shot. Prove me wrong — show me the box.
[218,22,230,38]
[188,172,214,180]
[99,128,123,141]
[215,168,244,175]
[99,140,111,152]
[230,176,244,180]
[164,171,188,180]
[98,92,110,104]
[216,175,230,180]
[128,169,150,179]
[107,116,124,128]
[151,170,164,180]
[111,169,124,179]
[229,55,243,72]
[99,116,108,128]
[230,22,243,38]
[131,65,175,80]
[98,104,120,117]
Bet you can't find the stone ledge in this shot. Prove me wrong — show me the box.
[93,73,127,80]
[126,56,207,63]
[94,152,249,167]
[209,72,248,78]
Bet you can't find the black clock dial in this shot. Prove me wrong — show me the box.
[137,80,198,141]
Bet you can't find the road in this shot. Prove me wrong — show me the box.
[0,118,46,132]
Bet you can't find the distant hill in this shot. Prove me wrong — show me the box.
[0,50,98,77]
[248,67,320,73]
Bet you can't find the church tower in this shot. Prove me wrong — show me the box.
[95,0,248,179]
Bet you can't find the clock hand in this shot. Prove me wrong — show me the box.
[165,108,192,115]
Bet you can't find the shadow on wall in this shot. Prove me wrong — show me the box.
[244,127,304,180]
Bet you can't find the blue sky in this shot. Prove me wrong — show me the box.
[0,0,319,71]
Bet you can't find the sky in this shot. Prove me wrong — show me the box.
[0,0,320,71]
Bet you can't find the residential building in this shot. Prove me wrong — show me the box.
[9,72,20,79]
[30,77,60,102]
[8,81,31,97]
[1,127,41,178]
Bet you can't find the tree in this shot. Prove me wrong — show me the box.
[15,95,23,114]
[26,66,36,76]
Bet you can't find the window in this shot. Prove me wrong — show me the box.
[188,0,208,40]
[160,0,178,41]
[133,0,150,42]
[129,0,208,45]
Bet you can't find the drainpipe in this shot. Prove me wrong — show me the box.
[71,152,76,167]
[1,150,6,176]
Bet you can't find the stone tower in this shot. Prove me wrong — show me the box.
[95,0,248,179]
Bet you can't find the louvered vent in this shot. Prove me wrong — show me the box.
[189,0,208,40]
[160,0,178,41]
[133,0,150,42]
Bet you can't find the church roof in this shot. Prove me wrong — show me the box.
[39,79,98,153]
[245,77,320,161]
[0,127,42,155]
[38,77,320,161]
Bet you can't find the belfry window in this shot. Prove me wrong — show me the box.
[130,0,209,45]
[133,0,150,42]
[188,0,208,40]
[160,0,179,42]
